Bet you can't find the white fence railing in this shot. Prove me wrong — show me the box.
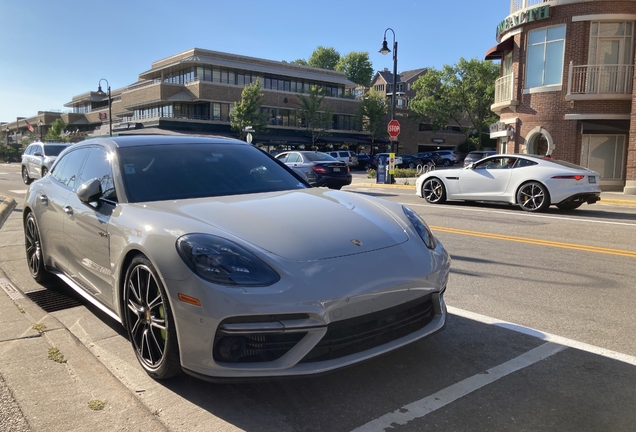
[494,73,515,104]
[567,62,634,95]
[510,0,549,14]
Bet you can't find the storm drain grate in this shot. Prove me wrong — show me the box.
[25,289,83,313]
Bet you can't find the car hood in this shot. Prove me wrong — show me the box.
[141,189,409,261]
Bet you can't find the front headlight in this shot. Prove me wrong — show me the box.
[402,206,437,249]
[176,234,280,286]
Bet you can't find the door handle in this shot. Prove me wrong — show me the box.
[38,195,48,205]
[63,206,73,217]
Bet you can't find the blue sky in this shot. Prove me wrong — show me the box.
[0,0,505,122]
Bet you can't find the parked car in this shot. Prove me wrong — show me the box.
[23,135,450,380]
[416,154,601,212]
[21,141,70,184]
[327,150,358,167]
[375,153,403,167]
[356,153,377,170]
[463,150,497,167]
[398,154,436,169]
[276,150,352,189]
[431,150,460,166]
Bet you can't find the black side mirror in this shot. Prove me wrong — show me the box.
[77,178,102,203]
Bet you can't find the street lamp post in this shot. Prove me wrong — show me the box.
[379,28,398,153]
[37,120,43,141]
[97,79,112,137]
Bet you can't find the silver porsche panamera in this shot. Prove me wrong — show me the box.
[23,135,450,380]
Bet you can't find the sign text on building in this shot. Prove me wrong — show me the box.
[496,5,549,38]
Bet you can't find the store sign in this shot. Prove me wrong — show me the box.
[431,138,445,144]
[489,121,507,134]
[496,5,549,38]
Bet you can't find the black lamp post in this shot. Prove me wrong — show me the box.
[97,79,112,137]
[37,120,43,141]
[379,28,398,153]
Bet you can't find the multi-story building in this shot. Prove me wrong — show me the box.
[4,48,371,154]
[369,67,471,155]
[486,0,636,193]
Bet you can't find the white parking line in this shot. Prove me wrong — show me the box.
[352,307,636,431]
[8,190,27,195]
[352,342,565,432]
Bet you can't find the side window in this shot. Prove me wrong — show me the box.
[34,145,43,155]
[275,154,288,163]
[51,148,89,190]
[517,159,538,168]
[79,147,117,201]
[286,153,301,163]
[526,25,566,88]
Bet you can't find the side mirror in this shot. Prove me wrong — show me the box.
[466,162,475,169]
[77,178,102,203]
[33,152,43,157]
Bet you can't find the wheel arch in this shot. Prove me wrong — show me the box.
[514,180,552,205]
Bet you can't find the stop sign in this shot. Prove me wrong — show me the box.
[388,119,401,138]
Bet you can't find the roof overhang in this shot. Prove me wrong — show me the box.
[485,38,514,60]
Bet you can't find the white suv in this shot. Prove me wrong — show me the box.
[21,141,70,184]
[327,151,358,167]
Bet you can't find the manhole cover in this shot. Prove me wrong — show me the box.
[25,289,83,313]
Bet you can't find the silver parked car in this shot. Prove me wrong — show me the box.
[21,141,70,184]
[23,135,450,380]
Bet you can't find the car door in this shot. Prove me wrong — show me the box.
[34,147,89,270]
[62,146,117,306]
[458,156,514,200]
[29,144,43,178]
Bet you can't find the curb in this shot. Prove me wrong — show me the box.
[0,195,17,229]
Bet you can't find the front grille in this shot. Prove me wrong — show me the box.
[300,295,434,363]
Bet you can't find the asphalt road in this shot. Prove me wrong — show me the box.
[1,163,636,431]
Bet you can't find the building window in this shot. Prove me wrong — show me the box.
[581,135,625,181]
[526,25,566,88]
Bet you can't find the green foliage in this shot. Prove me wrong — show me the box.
[230,79,268,140]
[290,59,308,66]
[336,51,374,87]
[358,89,388,146]
[410,58,499,149]
[296,86,333,146]
[45,119,70,142]
[308,46,340,70]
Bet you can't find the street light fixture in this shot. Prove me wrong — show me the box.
[379,27,398,154]
[96,79,112,137]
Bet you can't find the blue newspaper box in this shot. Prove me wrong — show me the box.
[376,154,388,184]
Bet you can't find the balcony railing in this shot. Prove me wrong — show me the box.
[567,62,634,96]
[510,0,549,14]
[494,73,515,104]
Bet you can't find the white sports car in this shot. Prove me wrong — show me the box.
[416,154,601,212]
[23,135,450,381]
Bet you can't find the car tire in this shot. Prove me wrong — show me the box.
[22,166,33,185]
[408,162,416,169]
[517,181,550,212]
[443,159,451,166]
[24,212,53,283]
[556,202,583,211]
[123,255,182,380]
[422,178,447,204]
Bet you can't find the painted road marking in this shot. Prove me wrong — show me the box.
[8,190,27,194]
[352,307,636,431]
[430,226,636,258]
[352,342,566,431]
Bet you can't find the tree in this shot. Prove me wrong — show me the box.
[358,89,388,153]
[289,59,308,66]
[308,46,340,70]
[336,52,374,87]
[410,58,499,149]
[230,79,268,140]
[296,86,333,148]
[45,119,70,142]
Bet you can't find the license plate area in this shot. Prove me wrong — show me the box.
[332,167,341,172]
[588,176,596,183]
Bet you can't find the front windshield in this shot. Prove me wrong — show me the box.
[118,143,307,202]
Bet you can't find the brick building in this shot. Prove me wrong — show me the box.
[486,0,636,193]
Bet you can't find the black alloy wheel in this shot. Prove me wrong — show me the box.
[517,181,550,212]
[422,178,447,204]
[124,255,181,380]
[443,159,451,166]
[24,213,52,283]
